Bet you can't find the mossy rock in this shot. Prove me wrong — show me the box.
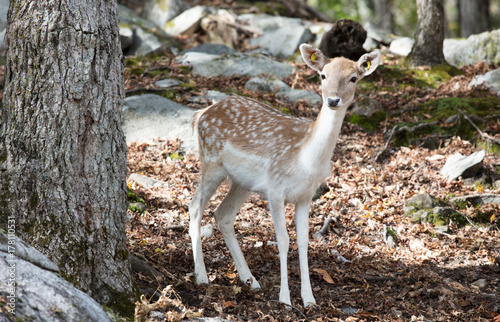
[393,96,500,148]
[348,110,386,131]
[360,63,461,91]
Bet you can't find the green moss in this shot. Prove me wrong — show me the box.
[179,80,196,90]
[280,107,292,115]
[477,140,500,156]
[393,96,500,148]
[169,152,184,160]
[129,67,145,76]
[347,110,386,131]
[128,204,144,214]
[127,188,145,204]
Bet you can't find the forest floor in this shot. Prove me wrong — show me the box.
[124,45,500,321]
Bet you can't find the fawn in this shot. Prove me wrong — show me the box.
[189,44,381,307]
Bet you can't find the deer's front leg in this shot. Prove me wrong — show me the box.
[295,200,316,307]
[268,195,291,306]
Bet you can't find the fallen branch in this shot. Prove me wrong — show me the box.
[456,108,500,145]
[134,285,196,322]
[312,215,337,241]
[375,124,398,163]
[360,275,397,282]
[269,300,308,318]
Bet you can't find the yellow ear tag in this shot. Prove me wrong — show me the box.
[311,53,317,61]
[365,61,371,69]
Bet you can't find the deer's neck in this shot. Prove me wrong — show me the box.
[298,104,347,169]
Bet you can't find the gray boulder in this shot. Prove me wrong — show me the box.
[178,52,295,78]
[143,0,189,30]
[450,193,500,206]
[163,5,212,36]
[468,68,500,96]
[443,29,500,67]
[206,90,230,103]
[440,150,486,181]
[250,25,313,58]
[123,94,198,153]
[363,22,394,45]
[119,23,134,51]
[245,77,321,105]
[119,4,180,56]
[155,78,180,88]
[0,230,111,321]
[181,43,236,56]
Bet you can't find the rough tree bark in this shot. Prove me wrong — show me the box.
[0,0,136,315]
[459,0,490,38]
[407,0,447,66]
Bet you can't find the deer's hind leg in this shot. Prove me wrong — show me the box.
[214,181,261,290]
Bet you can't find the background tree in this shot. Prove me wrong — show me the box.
[407,0,447,66]
[459,0,490,37]
[0,0,136,314]
[375,0,395,33]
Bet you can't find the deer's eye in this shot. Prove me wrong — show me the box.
[320,74,326,80]
[349,76,357,83]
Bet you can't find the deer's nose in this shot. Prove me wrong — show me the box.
[327,97,341,108]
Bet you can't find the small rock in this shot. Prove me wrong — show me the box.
[407,193,444,210]
[143,0,189,30]
[155,78,180,88]
[128,173,166,189]
[403,205,416,216]
[440,150,486,181]
[350,95,384,118]
[468,68,500,96]
[201,224,213,238]
[164,6,212,36]
[471,279,488,289]
[432,206,455,216]
[389,37,414,56]
[434,225,450,234]
[206,90,230,103]
[411,210,429,223]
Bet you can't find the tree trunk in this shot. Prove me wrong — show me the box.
[374,0,394,33]
[1,0,136,315]
[459,0,490,38]
[407,0,447,66]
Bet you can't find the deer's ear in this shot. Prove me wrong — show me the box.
[357,51,381,77]
[300,44,328,73]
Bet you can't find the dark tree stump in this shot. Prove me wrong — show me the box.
[319,19,367,60]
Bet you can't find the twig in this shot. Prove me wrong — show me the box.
[360,275,397,282]
[312,215,336,241]
[375,124,398,162]
[269,300,308,319]
[456,108,500,145]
